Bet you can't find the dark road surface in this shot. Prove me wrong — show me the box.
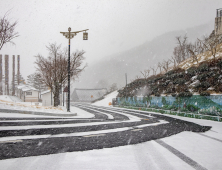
[0,104,211,160]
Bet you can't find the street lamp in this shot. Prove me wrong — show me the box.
[60,27,89,112]
[83,31,88,40]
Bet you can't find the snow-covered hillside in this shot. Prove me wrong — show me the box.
[93,91,118,106]
[118,42,222,99]
[178,43,222,70]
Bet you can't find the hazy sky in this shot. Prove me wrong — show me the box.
[0,0,221,81]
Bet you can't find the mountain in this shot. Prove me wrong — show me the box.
[72,21,214,90]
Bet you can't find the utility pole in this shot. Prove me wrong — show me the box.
[125,73,127,86]
[17,55,20,85]
[125,73,127,97]
[60,27,88,112]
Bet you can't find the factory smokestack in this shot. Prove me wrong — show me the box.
[17,55,20,85]
[5,55,9,95]
[12,55,15,95]
[0,55,2,95]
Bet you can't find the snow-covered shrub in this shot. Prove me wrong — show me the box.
[191,75,197,81]
[187,67,197,77]
[173,78,186,85]
[154,75,165,81]
[200,91,210,96]
[206,71,215,79]
[165,70,175,76]
[171,93,177,97]
[155,92,160,97]
[195,81,210,90]
[168,73,178,80]
[215,84,222,93]
[177,92,193,97]
[197,63,209,73]
[165,68,184,76]
[162,81,170,87]
[217,59,222,70]
[178,72,186,78]
[197,74,208,81]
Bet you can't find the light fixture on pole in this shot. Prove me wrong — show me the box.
[83,31,88,40]
[60,27,89,112]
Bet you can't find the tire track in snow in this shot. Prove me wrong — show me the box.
[155,139,207,170]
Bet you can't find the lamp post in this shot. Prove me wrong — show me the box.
[60,27,88,112]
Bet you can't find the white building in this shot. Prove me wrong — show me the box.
[41,90,63,106]
[15,84,39,102]
[41,90,53,106]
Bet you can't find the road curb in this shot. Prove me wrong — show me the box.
[0,108,77,117]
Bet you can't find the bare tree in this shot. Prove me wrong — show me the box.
[175,34,188,61]
[130,75,142,83]
[140,69,150,79]
[157,62,163,73]
[135,75,141,79]
[173,34,190,66]
[150,66,158,75]
[198,34,222,62]
[187,41,200,65]
[173,46,182,64]
[162,60,172,73]
[170,56,178,68]
[35,43,87,106]
[0,11,19,50]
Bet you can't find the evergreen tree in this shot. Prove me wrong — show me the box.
[10,73,26,95]
[14,74,26,85]
[27,73,47,93]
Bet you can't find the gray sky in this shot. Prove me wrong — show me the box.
[0,0,221,81]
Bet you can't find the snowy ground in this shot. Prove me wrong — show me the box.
[0,106,94,119]
[0,91,222,170]
[92,90,118,107]
[0,95,94,118]
[0,95,66,114]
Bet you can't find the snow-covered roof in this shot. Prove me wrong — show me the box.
[16,84,27,89]
[16,84,38,92]
[41,90,51,95]
[22,87,38,92]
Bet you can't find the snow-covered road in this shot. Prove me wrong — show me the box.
[0,91,222,170]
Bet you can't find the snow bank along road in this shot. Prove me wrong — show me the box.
[0,103,210,161]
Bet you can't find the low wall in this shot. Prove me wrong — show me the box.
[117,95,222,110]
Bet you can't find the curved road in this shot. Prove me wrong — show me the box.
[0,104,210,160]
